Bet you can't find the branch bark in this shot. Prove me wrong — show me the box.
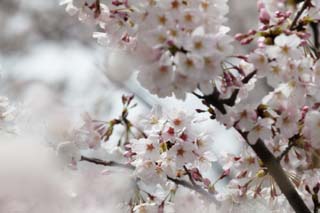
[249,139,311,213]
[311,23,320,50]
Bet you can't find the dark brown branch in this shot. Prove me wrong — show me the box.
[200,70,257,113]
[243,137,311,213]
[223,70,257,107]
[311,22,320,59]
[311,23,320,50]
[277,139,296,161]
[290,0,312,30]
[313,194,319,213]
[202,88,227,114]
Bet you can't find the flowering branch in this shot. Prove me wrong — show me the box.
[58,0,320,211]
[80,155,219,205]
[244,138,311,213]
[197,85,311,212]
[80,155,134,170]
[167,176,218,204]
[277,137,297,161]
[183,166,197,187]
[290,0,312,30]
[196,69,257,115]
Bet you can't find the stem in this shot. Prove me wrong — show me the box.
[183,165,197,187]
[199,70,257,113]
[277,140,295,161]
[202,88,227,114]
[290,0,311,30]
[223,70,257,107]
[80,155,134,170]
[80,155,219,204]
[167,176,218,204]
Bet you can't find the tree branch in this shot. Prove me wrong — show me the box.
[249,139,311,213]
[167,176,219,204]
[197,82,311,212]
[200,70,257,114]
[290,0,311,30]
[183,165,197,187]
[202,88,227,114]
[277,140,296,162]
[80,155,134,170]
[311,23,320,50]
[80,155,219,205]
[223,70,257,107]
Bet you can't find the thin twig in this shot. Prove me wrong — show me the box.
[167,176,219,204]
[80,155,219,204]
[80,155,134,170]
[290,0,311,30]
[277,141,295,161]
[223,70,257,106]
[183,166,197,187]
[200,70,257,113]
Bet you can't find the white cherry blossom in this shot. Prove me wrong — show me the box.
[247,118,273,145]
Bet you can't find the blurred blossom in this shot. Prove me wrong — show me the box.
[0,137,135,213]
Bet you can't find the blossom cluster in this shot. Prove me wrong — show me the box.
[208,1,320,210]
[131,107,216,186]
[57,98,219,211]
[61,0,233,99]
[218,146,294,211]
[58,0,320,212]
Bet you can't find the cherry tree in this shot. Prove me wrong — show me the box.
[53,0,320,212]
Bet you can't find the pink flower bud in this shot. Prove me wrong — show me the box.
[259,8,270,25]
[203,178,211,186]
[190,168,203,181]
[301,106,309,119]
[235,33,246,41]
[257,1,265,11]
[240,37,254,45]
[285,11,292,18]
[248,29,257,35]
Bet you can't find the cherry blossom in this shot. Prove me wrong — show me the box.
[54,0,320,212]
[61,0,233,99]
[303,110,320,149]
